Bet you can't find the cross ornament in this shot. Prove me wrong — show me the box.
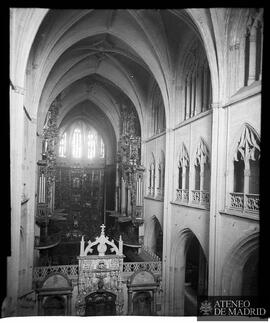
[100,224,106,235]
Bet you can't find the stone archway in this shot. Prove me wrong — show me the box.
[221,231,259,296]
[184,235,208,315]
[145,215,163,258]
[170,228,207,316]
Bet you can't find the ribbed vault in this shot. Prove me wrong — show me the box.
[23,9,219,142]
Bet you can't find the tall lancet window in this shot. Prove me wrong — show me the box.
[100,139,105,158]
[72,128,82,158]
[87,131,97,159]
[59,132,67,157]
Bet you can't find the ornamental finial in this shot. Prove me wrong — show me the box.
[100,224,106,235]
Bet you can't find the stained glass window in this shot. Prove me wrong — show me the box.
[87,131,96,159]
[72,128,81,158]
[100,139,105,158]
[59,133,66,157]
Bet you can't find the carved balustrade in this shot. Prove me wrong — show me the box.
[191,190,201,204]
[176,189,189,203]
[33,265,79,283]
[148,187,155,197]
[229,192,259,213]
[245,194,260,212]
[176,189,209,208]
[33,261,162,284]
[123,261,162,274]
[200,190,210,205]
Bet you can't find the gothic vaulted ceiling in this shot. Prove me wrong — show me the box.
[25,9,212,139]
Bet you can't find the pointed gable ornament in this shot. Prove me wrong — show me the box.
[234,124,260,162]
[194,138,209,166]
[80,224,123,257]
[179,143,189,168]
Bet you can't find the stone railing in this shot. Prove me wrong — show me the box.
[176,189,189,203]
[229,192,259,213]
[190,190,210,208]
[155,187,164,200]
[33,265,79,282]
[33,261,162,283]
[246,194,260,212]
[123,261,162,274]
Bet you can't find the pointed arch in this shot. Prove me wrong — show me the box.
[233,123,260,163]
[148,152,156,197]
[170,228,208,315]
[194,137,210,166]
[221,231,259,296]
[178,143,190,168]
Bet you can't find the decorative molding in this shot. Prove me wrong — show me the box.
[178,143,189,168]
[173,109,212,131]
[220,209,259,222]
[80,224,123,257]
[194,137,209,166]
[223,81,261,109]
[233,123,260,162]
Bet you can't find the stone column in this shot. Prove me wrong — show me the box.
[200,162,205,201]
[67,294,72,315]
[202,65,208,111]
[161,126,175,315]
[182,166,187,190]
[247,28,257,85]
[127,188,132,216]
[121,177,126,216]
[186,77,191,119]
[196,67,202,115]
[37,295,42,315]
[115,164,119,211]
[184,79,188,120]
[243,160,251,194]
[243,160,251,209]
[152,289,157,314]
[127,289,133,314]
[208,103,228,296]
[8,85,25,315]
